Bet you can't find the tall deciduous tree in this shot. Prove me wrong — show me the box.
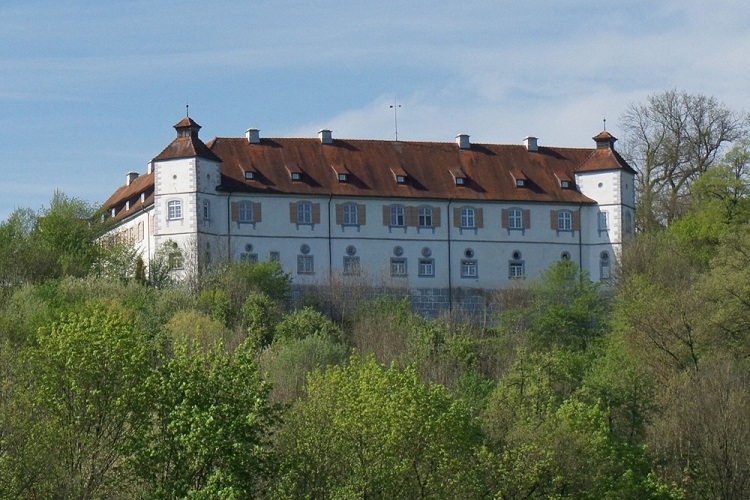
[274,354,482,498]
[620,90,747,230]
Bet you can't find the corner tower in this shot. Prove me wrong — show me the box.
[151,117,222,276]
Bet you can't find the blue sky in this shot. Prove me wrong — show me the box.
[2,0,750,221]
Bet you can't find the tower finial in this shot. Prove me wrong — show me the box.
[186,102,190,118]
[603,117,606,131]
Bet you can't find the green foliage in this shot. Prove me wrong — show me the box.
[242,291,285,349]
[162,310,234,353]
[25,305,152,498]
[130,339,277,498]
[257,334,350,403]
[273,306,343,345]
[274,354,483,498]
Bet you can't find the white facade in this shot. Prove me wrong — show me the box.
[104,118,635,297]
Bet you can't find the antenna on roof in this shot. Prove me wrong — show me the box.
[186,101,190,118]
[603,117,606,131]
[390,98,401,141]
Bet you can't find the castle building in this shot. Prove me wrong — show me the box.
[104,117,635,311]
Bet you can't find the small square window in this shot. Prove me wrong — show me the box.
[269,251,280,262]
[245,171,255,180]
[343,256,360,276]
[338,173,348,182]
[240,253,258,263]
[390,258,407,277]
[297,255,314,275]
[291,172,301,181]
[396,175,406,184]
[461,259,477,278]
[516,179,526,187]
[560,180,571,189]
[418,258,434,277]
[455,177,465,186]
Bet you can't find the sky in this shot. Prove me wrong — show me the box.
[2,0,750,221]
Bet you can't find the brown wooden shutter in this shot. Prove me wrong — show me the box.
[453,207,461,228]
[550,210,558,230]
[572,210,581,231]
[358,204,366,225]
[406,206,418,226]
[383,205,391,225]
[523,209,531,229]
[150,215,155,235]
[289,202,298,223]
[501,208,509,229]
[475,207,484,228]
[231,202,239,222]
[432,207,441,227]
[254,202,262,223]
[312,203,321,224]
[335,204,343,225]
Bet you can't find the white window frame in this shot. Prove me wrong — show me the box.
[297,255,314,275]
[390,205,406,227]
[418,258,435,277]
[240,252,258,263]
[298,201,313,225]
[342,203,359,225]
[461,259,478,279]
[239,200,254,223]
[508,208,523,230]
[598,211,609,233]
[558,210,572,231]
[460,207,475,229]
[509,260,525,279]
[343,256,360,276]
[390,257,407,277]
[167,200,182,221]
[418,206,433,227]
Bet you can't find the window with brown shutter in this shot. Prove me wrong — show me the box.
[502,208,510,229]
[453,207,461,228]
[289,202,298,224]
[522,209,531,229]
[550,210,559,230]
[231,202,240,222]
[475,207,484,228]
[572,210,580,231]
[358,204,366,225]
[335,204,343,225]
[432,207,441,227]
[254,202,262,223]
[383,205,391,226]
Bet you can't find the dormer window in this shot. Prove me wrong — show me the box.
[396,175,406,184]
[516,179,526,188]
[245,171,255,180]
[560,180,571,189]
[455,177,465,186]
[338,173,348,182]
[291,172,301,181]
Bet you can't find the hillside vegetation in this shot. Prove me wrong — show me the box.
[2,91,750,498]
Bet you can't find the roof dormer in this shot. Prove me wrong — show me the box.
[593,131,617,150]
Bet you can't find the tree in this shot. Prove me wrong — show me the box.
[620,90,747,230]
[23,305,152,498]
[274,354,483,498]
[130,339,277,498]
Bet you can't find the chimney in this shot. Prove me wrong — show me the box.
[126,171,139,186]
[524,136,538,152]
[456,133,470,150]
[319,129,333,145]
[246,128,260,145]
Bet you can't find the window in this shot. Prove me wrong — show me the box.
[167,242,183,270]
[418,259,435,277]
[396,175,406,184]
[560,180,571,189]
[390,258,407,277]
[240,253,258,263]
[561,251,571,261]
[269,251,280,262]
[558,211,572,231]
[390,205,405,227]
[600,251,611,280]
[509,261,525,279]
[239,201,254,223]
[167,200,182,220]
[244,171,255,180]
[624,211,634,236]
[509,208,523,230]
[291,172,301,181]
[516,179,526,187]
[343,256,360,276]
[598,211,609,233]
[298,201,313,224]
[343,204,359,225]
[418,206,433,227]
[338,173,348,182]
[509,251,525,279]
[461,259,477,278]
[460,207,475,228]
[297,255,314,275]
[203,199,210,220]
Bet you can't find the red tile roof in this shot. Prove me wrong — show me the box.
[104,123,635,219]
